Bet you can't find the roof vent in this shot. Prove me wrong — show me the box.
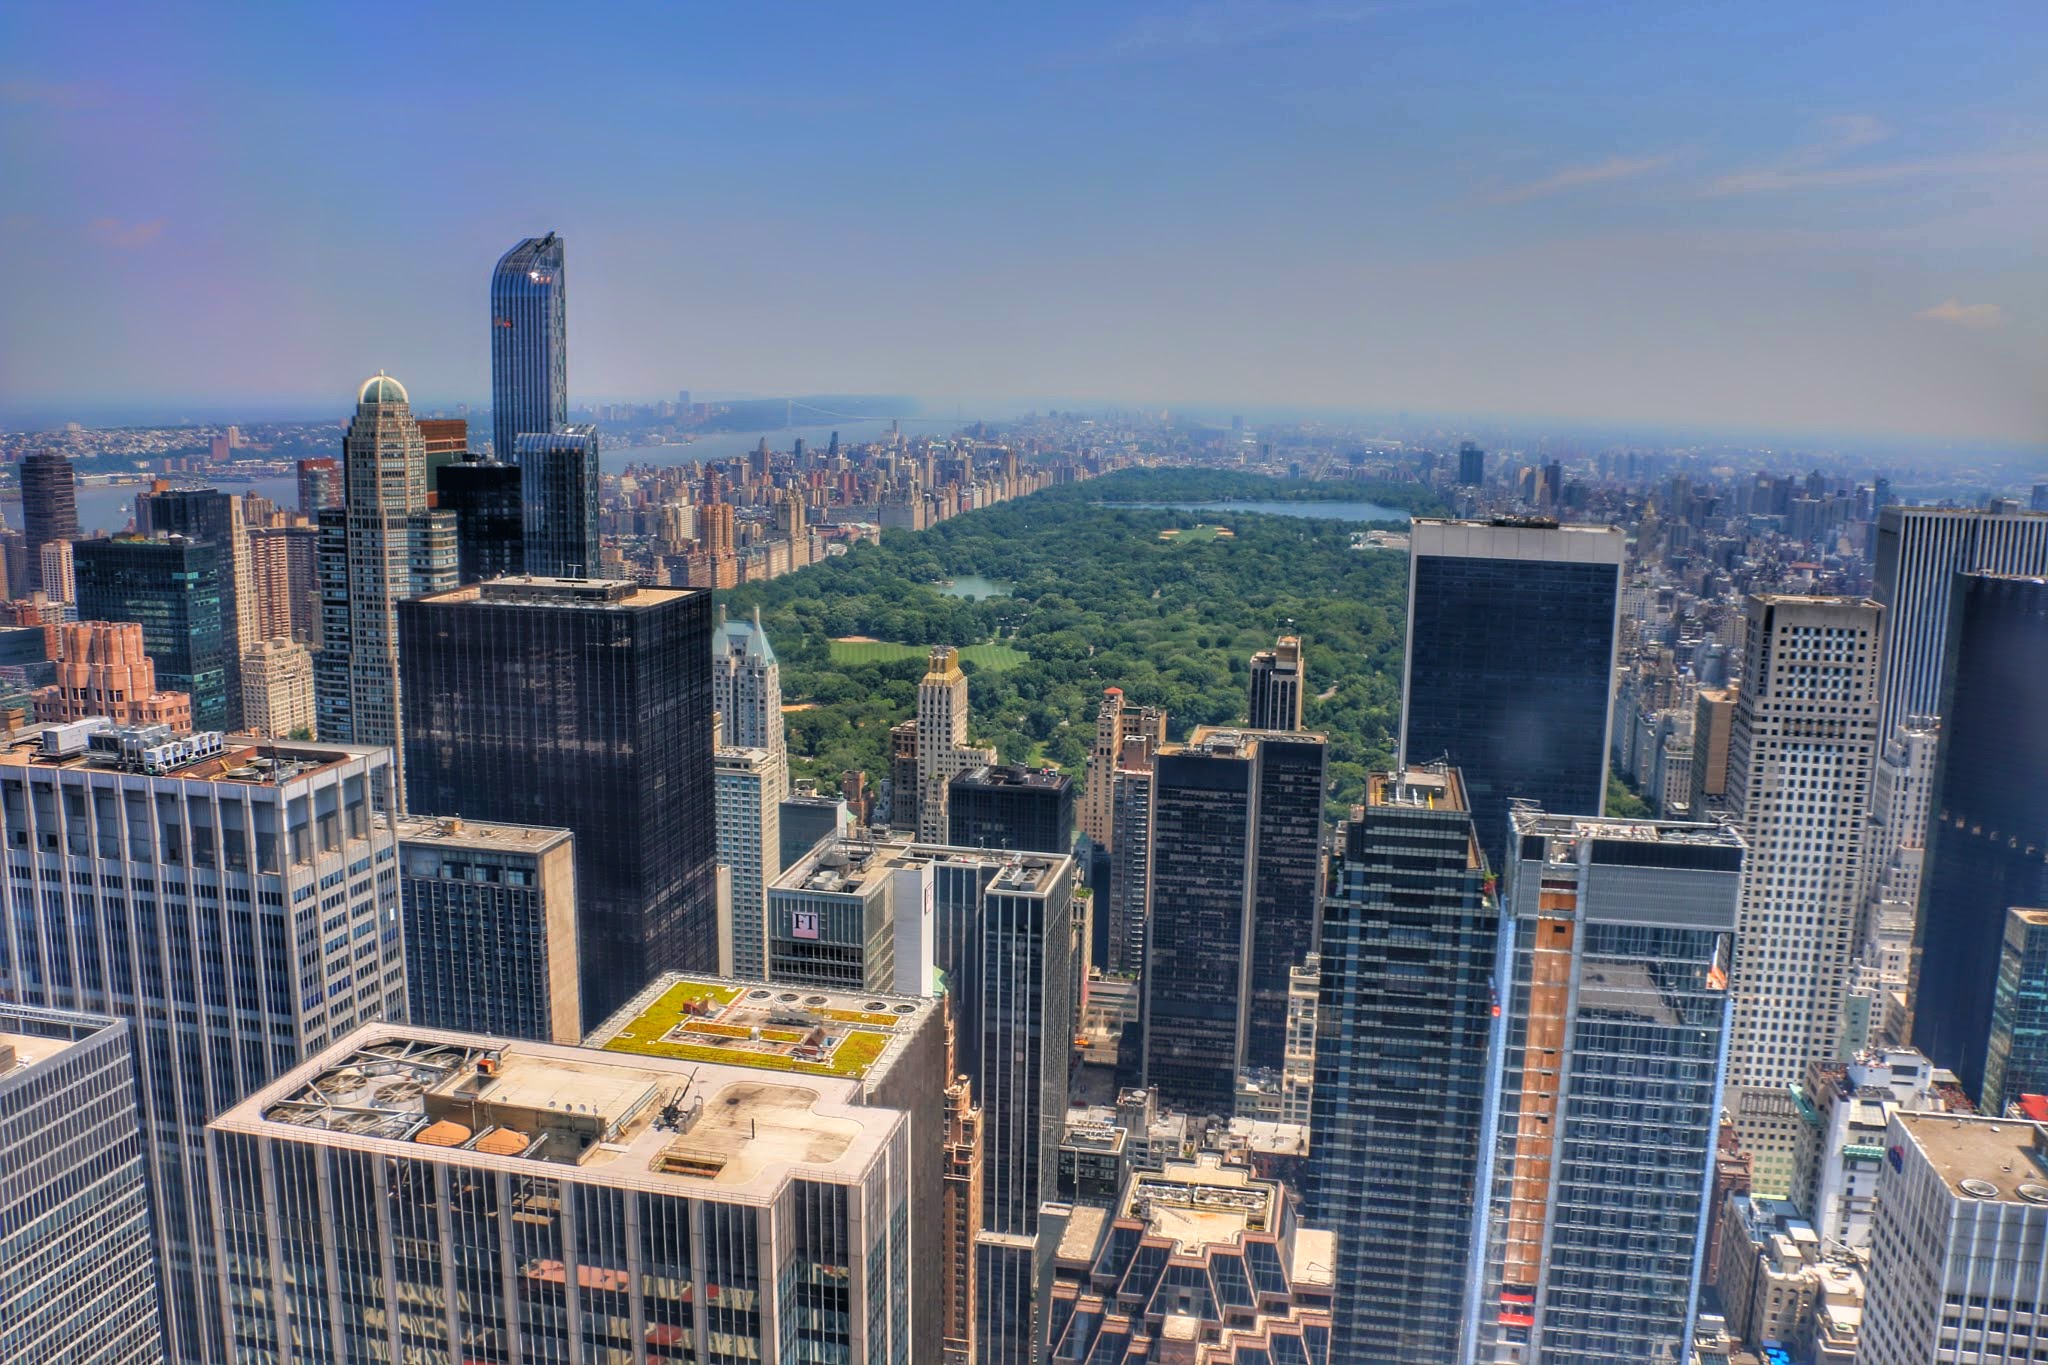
[1960,1178,2000,1199]
[2019,1184,2048,1205]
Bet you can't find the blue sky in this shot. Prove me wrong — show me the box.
[2,0,2044,442]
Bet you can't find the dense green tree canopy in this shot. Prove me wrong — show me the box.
[720,470,1443,815]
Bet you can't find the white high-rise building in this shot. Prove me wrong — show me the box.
[37,538,74,605]
[1724,594,1881,1198]
[1860,1112,2048,1364]
[0,723,404,1363]
[239,637,315,740]
[916,647,995,844]
[714,744,784,979]
[1794,1046,1956,1254]
[712,603,785,753]
[1872,505,2048,742]
[1844,719,1939,1049]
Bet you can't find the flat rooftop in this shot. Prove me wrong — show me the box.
[386,814,571,855]
[215,1026,900,1199]
[1369,764,1467,812]
[419,577,699,610]
[1898,1113,2048,1205]
[591,973,936,1084]
[775,834,1069,899]
[0,722,377,785]
[1510,811,1744,848]
[1183,725,1330,754]
[953,764,1072,792]
[1124,1160,1280,1254]
[0,1028,78,1080]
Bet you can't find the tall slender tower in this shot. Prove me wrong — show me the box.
[516,425,600,577]
[1400,519,1624,860]
[490,232,567,460]
[19,450,79,594]
[1248,633,1306,730]
[136,487,251,729]
[1723,594,1880,1197]
[917,646,993,843]
[1081,687,1165,850]
[713,603,786,752]
[315,375,456,777]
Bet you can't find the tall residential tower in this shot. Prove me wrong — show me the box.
[489,232,568,461]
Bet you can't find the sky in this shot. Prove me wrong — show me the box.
[2,0,2045,444]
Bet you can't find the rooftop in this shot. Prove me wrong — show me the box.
[776,833,1068,899]
[1509,810,1745,849]
[952,763,1073,793]
[1182,724,1329,755]
[1369,764,1467,813]
[1897,1113,2048,1206]
[1123,1158,1281,1255]
[418,577,699,610]
[590,973,936,1084]
[0,719,376,784]
[0,1028,78,1081]
[215,1025,900,1199]
[386,814,571,855]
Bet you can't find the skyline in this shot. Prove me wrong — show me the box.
[2,1,2045,445]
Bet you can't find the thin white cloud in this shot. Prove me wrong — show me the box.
[1486,154,1672,205]
[86,217,165,250]
[1706,115,2046,196]
[1916,299,2003,330]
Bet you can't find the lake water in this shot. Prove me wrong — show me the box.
[610,418,963,469]
[936,575,1011,600]
[1102,499,1411,523]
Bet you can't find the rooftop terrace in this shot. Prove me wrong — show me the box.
[590,974,935,1083]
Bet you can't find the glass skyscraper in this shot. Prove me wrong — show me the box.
[1308,765,1495,1365]
[398,577,717,1029]
[1915,572,2048,1107]
[516,425,601,578]
[74,535,229,732]
[1468,811,1741,1365]
[490,232,567,461]
[135,487,248,730]
[1399,519,1624,861]
[434,459,525,582]
[20,449,79,595]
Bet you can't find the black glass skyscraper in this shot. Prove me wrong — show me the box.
[1400,519,1624,860]
[74,536,228,731]
[434,459,525,582]
[1915,573,2048,1107]
[398,578,716,1029]
[490,233,567,461]
[516,426,600,578]
[946,764,1075,854]
[20,450,79,593]
[1308,765,1494,1365]
[136,487,246,728]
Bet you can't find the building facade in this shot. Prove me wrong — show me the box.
[434,459,524,583]
[1916,573,2048,1110]
[245,523,318,645]
[489,232,568,461]
[20,450,79,594]
[1248,633,1306,731]
[0,1003,166,1365]
[1308,766,1493,1365]
[712,604,786,753]
[399,577,716,1030]
[516,426,601,579]
[73,536,229,732]
[394,814,579,1045]
[715,744,783,980]
[1989,908,2048,1114]
[0,727,404,1363]
[135,488,251,730]
[946,763,1075,854]
[1468,812,1742,1365]
[1723,595,1880,1196]
[1081,688,1165,851]
[915,646,996,844]
[238,637,314,739]
[1399,518,1624,860]
[32,619,192,729]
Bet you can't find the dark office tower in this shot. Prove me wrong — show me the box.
[1458,441,1486,487]
[1914,573,2048,1109]
[947,764,1075,853]
[1470,812,1742,1365]
[1308,766,1493,1365]
[490,231,567,460]
[294,457,341,517]
[20,450,79,593]
[74,536,229,730]
[136,487,246,728]
[1400,518,1624,859]
[1248,633,1306,731]
[1140,726,1328,1110]
[516,426,601,577]
[399,577,716,1029]
[1987,908,2048,1115]
[1872,506,2048,743]
[434,459,525,582]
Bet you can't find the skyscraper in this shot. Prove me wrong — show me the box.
[19,450,79,594]
[1107,739,1157,976]
[516,426,601,578]
[490,231,567,461]
[246,522,319,644]
[1080,687,1166,850]
[393,814,579,1044]
[31,619,193,728]
[1141,726,1326,1107]
[238,637,315,739]
[715,744,783,980]
[1914,573,2048,1108]
[1986,907,2048,1114]
[1723,594,1880,1196]
[1248,633,1306,731]
[916,646,996,843]
[712,603,785,751]
[434,458,525,582]
[1400,518,1624,859]
[136,486,251,729]
[293,456,341,518]
[0,727,404,1363]
[1872,505,2048,744]
[73,535,230,731]
[399,577,716,1028]
[1457,440,1487,487]
[314,374,456,767]
[947,763,1075,853]
[0,1003,166,1364]
[1469,811,1742,1365]
[1308,765,1494,1365]
[211,1022,932,1364]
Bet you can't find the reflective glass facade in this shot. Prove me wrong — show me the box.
[135,488,246,730]
[517,427,601,579]
[1986,908,2048,1119]
[1400,522,1622,861]
[399,580,717,1031]
[490,233,568,462]
[435,459,525,583]
[74,536,228,733]
[1307,769,1493,1365]
[1245,732,1327,1070]
[1917,573,2048,1106]
[21,450,79,595]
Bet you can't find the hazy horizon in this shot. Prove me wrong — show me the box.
[4,1,2044,445]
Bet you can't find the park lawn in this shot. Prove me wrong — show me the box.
[829,638,1029,671]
